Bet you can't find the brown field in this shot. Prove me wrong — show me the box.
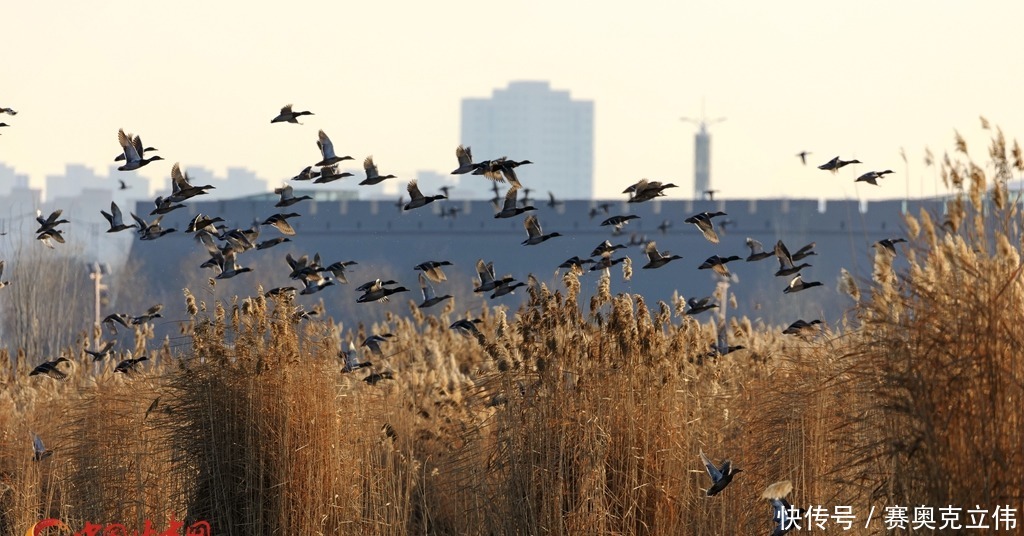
[1,134,1022,535]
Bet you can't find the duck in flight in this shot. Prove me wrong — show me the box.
[360,156,397,185]
[451,145,481,175]
[275,184,312,207]
[315,129,354,167]
[101,201,137,233]
[522,214,561,245]
[404,180,446,210]
[641,241,682,269]
[494,187,536,218]
[116,129,164,171]
[700,450,742,496]
[417,272,452,309]
[685,211,727,244]
[271,104,313,124]
[783,274,822,294]
[817,156,861,173]
[774,240,811,277]
[745,238,774,262]
[855,170,894,185]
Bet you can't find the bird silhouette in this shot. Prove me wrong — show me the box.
[700,450,742,496]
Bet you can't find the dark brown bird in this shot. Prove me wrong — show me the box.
[818,156,861,173]
[774,241,811,277]
[29,357,71,380]
[685,211,727,244]
[783,274,822,294]
[641,241,682,269]
[700,450,742,496]
[856,170,894,185]
[699,255,741,277]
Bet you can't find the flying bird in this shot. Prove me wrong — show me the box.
[817,156,861,173]
[84,340,116,361]
[131,213,176,240]
[356,281,410,303]
[590,239,626,258]
[624,179,678,202]
[360,156,397,185]
[29,357,71,380]
[559,256,596,272]
[745,238,774,262]
[451,145,480,174]
[291,166,320,182]
[101,202,137,233]
[796,151,811,165]
[601,215,640,233]
[699,255,741,277]
[547,191,563,209]
[313,164,354,184]
[855,170,894,185]
[494,187,536,218]
[783,274,823,294]
[473,157,531,187]
[116,129,164,171]
[521,214,561,245]
[361,334,394,356]
[490,279,526,299]
[450,318,486,344]
[790,242,817,261]
[685,211,727,244]
[33,433,53,461]
[875,237,908,254]
[271,104,313,124]
[774,241,811,277]
[700,450,742,496]
[167,163,215,202]
[114,354,149,374]
[320,260,358,283]
[340,343,373,373]
[417,272,453,309]
[315,129,354,167]
[589,250,628,272]
[261,212,300,236]
[783,319,823,336]
[404,180,446,210]
[762,480,805,536]
[685,297,718,315]
[641,241,682,269]
[414,260,452,283]
[275,184,312,207]
[474,259,513,292]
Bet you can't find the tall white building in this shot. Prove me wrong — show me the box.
[460,81,593,200]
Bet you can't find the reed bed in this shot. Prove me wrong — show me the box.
[0,132,1022,535]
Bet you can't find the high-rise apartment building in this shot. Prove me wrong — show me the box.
[460,81,593,200]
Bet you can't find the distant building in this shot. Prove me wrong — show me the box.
[0,162,30,196]
[45,164,128,202]
[681,112,724,200]
[693,124,711,198]
[460,81,593,200]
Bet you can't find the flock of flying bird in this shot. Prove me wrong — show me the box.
[5,102,906,533]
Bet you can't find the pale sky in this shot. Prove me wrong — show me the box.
[2,1,1022,201]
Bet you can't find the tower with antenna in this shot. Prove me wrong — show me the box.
[681,103,725,200]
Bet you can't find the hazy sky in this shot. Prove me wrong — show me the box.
[2,1,1022,201]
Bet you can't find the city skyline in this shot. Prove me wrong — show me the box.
[2,2,1023,203]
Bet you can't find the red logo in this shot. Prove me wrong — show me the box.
[28,515,210,536]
